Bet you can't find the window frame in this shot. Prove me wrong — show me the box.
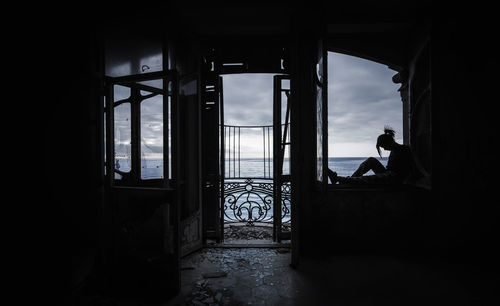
[104,70,177,188]
[315,38,329,189]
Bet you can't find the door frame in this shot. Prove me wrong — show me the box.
[273,74,291,242]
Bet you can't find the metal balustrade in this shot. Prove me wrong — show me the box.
[222,124,291,226]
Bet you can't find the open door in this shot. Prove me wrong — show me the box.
[273,75,292,242]
[202,71,224,242]
[104,69,180,300]
[178,72,205,256]
[101,30,182,300]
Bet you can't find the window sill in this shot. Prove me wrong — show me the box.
[327,183,426,192]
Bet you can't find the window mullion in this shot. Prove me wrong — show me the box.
[131,87,141,185]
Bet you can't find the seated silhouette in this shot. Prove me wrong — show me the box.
[328,126,413,185]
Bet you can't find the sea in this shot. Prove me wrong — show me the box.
[223,157,387,179]
[138,157,387,180]
[135,157,387,223]
[136,157,387,179]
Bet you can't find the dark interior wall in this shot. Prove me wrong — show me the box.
[430,16,499,262]
[321,187,430,255]
[33,6,176,304]
[31,5,201,302]
[35,18,103,304]
[289,28,321,258]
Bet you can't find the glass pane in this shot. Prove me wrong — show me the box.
[281,91,290,142]
[114,102,131,177]
[317,84,323,181]
[141,95,164,179]
[281,78,290,90]
[105,35,163,77]
[168,96,172,179]
[280,88,291,176]
[281,91,288,125]
[316,42,325,182]
[114,85,131,101]
[283,145,291,175]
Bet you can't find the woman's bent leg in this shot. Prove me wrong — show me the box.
[352,157,386,177]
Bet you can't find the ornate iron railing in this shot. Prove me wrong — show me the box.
[223,178,291,226]
[222,124,290,179]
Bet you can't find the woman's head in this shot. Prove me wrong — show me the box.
[376,126,396,157]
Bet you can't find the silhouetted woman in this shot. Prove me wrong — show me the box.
[328,126,413,185]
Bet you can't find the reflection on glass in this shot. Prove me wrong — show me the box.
[281,78,290,90]
[141,95,163,179]
[317,84,323,181]
[283,145,291,175]
[316,44,325,181]
[316,63,323,82]
[105,37,163,77]
[281,92,288,125]
[168,81,173,95]
[280,90,291,176]
[168,96,172,179]
[114,102,131,178]
[140,53,162,74]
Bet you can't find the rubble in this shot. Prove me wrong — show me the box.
[181,247,292,305]
[223,225,273,241]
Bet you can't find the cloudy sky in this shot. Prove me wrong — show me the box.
[223,52,402,157]
[115,51,402,165]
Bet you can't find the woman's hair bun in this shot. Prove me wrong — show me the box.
[383,125,395,138]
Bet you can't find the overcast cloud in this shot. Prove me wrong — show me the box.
[328,52,402,157]
[113,51,401,161]
[223,73,275,126]
[222,52,402,157]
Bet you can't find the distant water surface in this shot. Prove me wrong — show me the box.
[126,157,387,180]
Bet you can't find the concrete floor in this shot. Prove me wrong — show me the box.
[165,247,498,306]
[75,244,498,306]
[176,247,292,305]
[74,228,498,305]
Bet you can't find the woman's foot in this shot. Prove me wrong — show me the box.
[327,169,338,184]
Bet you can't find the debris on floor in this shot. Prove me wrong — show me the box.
[185,279,225,306]
[181,247,293,305]
[201,271,228,279]
[223,225,273,241]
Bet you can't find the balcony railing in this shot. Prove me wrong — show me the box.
[223,178,291,225]
[223,125,274,179]
[222,124,291,226]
